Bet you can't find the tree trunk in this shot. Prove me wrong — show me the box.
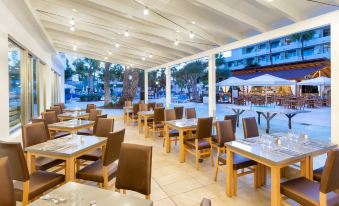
[117,68,140,106]
[89,68,94,94]
[301,40,304,61]
[191,80,200,102]
[269,41,273,65]
[104,62,111,106]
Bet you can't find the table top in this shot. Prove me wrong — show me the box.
[25,135,107,157]
[58,112,88,118]
[123,106,133,110]
[165,118,217,130]
[48,119,94,130]
[139,111,154,116]
[225,135,337,166]
[29,182,153,206]
[225,104,310,115]
[63,108,86,112]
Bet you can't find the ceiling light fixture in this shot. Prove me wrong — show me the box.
[124,30,129,37]
[108,51,112,55]
[104,56,108,60]
[69,18,75,25]
[70,25,75,31]
[130,64,133,67]
[191,21,196,25]
[189,31,195,39]
[143,7,149,15]
[72,45,77,51]
[176,30,180,33]
[149,54,153,58]
[174,39,179,46]
[72,9,77,12]
[115,43,120,48]
[142,57,146,61]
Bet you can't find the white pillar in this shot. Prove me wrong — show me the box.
[144,70,148,103]
[166,65,171,108]
[331,20,339,145]
[208,54,216,117]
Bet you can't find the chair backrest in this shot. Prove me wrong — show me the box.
[216,120,235,147]
[174,106,184,119]
[242,117,259,138]
[88,109,102,121]
[155,103,163,108]
[186,108,196,119]
[42,111,58,124]
[0,141,29,182]
[154,107,165,123]
[148,102,156,111]
[94,118,114,137]
[139,103,148,112]
[196,117,213,139]
[164,109,176,121]
[139,100,145,104]
[200,198,211,206]
[54,103,65,109]
[86,104,96,113]
[0,157,16,206]
[93,114,108,134]
[103,129,125,166]
[320,148,339,194]
[22,122,49,148]
[132,103,139,115]
[115,143,152,196]
[32,118,51,140]
[224,114,237,133]
[125,101,132,107]
[50,106,62,115]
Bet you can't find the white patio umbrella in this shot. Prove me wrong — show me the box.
[216,76,245,86]
[297,76,331,97]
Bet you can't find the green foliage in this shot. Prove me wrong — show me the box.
[79,93,102,101]
[215,53,225,67]
[72,58,88,81]
[110,64,124,82]
[65,58,74,80]
[290,30,315,43]
[216,64,231,82]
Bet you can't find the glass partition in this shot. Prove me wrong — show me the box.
[148,68,166,104]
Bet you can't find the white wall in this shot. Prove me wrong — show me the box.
[0,0,64,140]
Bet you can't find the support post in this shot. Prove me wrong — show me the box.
[331,19,339,145]
[208,53,216,117]
[144,70,148,103]
[166,65,171,108]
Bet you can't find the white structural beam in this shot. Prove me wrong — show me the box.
[256,0,304,22]
[144,70,149,103]
[208,53,216,117]
[166,65,171,107]
[193,0,269,32]
[331,17,339,145]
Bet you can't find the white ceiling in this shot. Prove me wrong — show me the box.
[28,0,338,68]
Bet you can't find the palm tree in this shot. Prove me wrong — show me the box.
[103,62,111,106]
[118,68,140,106]
[84,58,100,94]
[290,30,314,61]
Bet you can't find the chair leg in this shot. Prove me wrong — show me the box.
[123,189,126,194]
[253,165,258,189]
[145,194,151,200]
[152,123,155,141]
[214,147,220,181]
[76,159,81,172]
[233,170,238,196]
[22,181,29,206]
[210,138,214,167]
[103,166,108,189]
[195,139,199,170]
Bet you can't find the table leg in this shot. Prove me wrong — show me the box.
[26,153,36,174]
[226,148,233,197]
[127,111,130,126]
[144,116,148,139]
[65,157,75,182]
[124,109,127,124]
[138,115,142,133]
[285,114,296,130]
[271,166,281,206]
[300,156,312,179]
[179,129,185,163]
[165,125,171,153]
[308,156,313,180]
[257,112,261,125]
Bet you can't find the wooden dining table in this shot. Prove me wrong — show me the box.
[225,135,337,206]
[138,110,154,139]
[57,111,89,121]
[123,106,133,125]
[48,119,95,135]
[25,135,107,182]
[62,108,86,113]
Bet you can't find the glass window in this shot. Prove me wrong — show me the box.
[8,41,21,130]
[270,41,279,48]
[148,68,166,104]
[33,59,38,118]
[323,28,330,37]
[304,47,314,56]
[286,50,297,58]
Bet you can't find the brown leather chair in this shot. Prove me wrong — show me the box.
[22,122,64,171]
[139,103,148,112]
[78,113,107,136]
[86,104,96,113]
[54,103,65,109]
[147,102,156,110]
[184,117,214,170]
[186,108,196,119]
[0,142,64,206]
[314,167,324,182]
[0,157,16,206]
[213,120,257,194]
[242,117,259,138]
[77,118,114,162]
[281,149,339,206]
[174,106,184,119]
[139,100,145,104]
[76,129,125,189]
[129,103,139,124]
[155,103,163,108]
[50,106,62,115]
[115,143,152,199]
[124,100,132,107]
[148,107,165,140]
[224,114,237,134]
[164,109,179,147]
[41,111,70,139]
[200,198,211,206]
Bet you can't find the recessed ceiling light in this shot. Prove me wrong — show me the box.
[191,21,196,25]
[115,43,120,48]
[130,64,133,67]
[104,56,108,60]
[108,51,112,55]
[70,25,75,31]
[189,31,195,39]
[142,57,146,61]
[69,18,75,25]
[143,7,149,15]
[149,54,153,58]
[72,9,77,12]
[124,30,129,37]
[174,39,179,46]
[72,45,77,51]
[176,30,180,33]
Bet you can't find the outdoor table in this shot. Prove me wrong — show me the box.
[48,119,95,135]
[287,100,298,109]
[306,99,316,108]
[58,111,89,121]
[276,97,284,106]
[138,110,154,138]
[225,105,310,133]
[123,106,133,125]
[225,136,337,206]
[29,182,153,206]
[63,108,86,113]
[25,135,107,182]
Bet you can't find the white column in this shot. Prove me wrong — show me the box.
[208,54,216,117]
[144,70,148,103]
[166,65,171,108]
[331,20,339,145]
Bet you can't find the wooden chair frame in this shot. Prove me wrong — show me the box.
[184,137,214,170]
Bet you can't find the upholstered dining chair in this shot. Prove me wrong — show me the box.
[155,103,164,108]
[124,100,132,107]
[86,104,96,113]
[39,112,70,139]
[0,142,64,206]
[76,129,125,189]
[115,143,152,200]
[54,103,65,110]
[50,106,62,115]
[281,148,339,206]
[242,117,259,138]
[139,103,148,112]
[148,107,165,140]
[214,120,257,195]
[200,198,211,206]
[78,113,107,136]
[164,109,179,147]
[224,114,237,134]
[129,103,139,125]
[22,122,64,171]
[147,102,156,111]
[185,108,196,119]
[184,117,214,170]
[174,106,184,119]
[0,157,16,206]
